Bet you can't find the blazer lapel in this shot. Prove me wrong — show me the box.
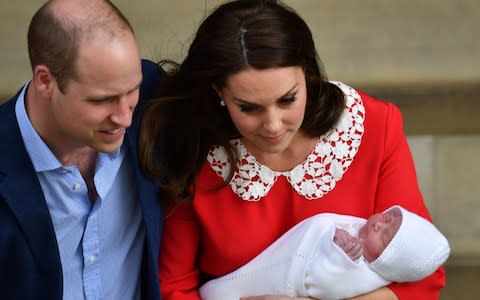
[124,119,162,299]
[125,124,162,259]
[0,96,62,276]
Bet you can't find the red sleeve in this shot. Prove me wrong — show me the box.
[371,101,446,299]
[158,203,202,300]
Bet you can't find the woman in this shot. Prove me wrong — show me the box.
[139,0,446,299]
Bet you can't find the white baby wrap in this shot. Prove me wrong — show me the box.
[199,213,389,300]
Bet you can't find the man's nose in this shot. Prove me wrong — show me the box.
[111,96,135,127]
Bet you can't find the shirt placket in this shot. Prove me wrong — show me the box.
[83,212,104,300]
[67,168,104,300]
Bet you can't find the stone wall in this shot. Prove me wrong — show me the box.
[0,0,479,298]
[1,0,479,96]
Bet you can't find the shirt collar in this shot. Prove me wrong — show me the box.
[15,81,122,173]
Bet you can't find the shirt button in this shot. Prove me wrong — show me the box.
[88,255,95,264]
[73,183,81,190]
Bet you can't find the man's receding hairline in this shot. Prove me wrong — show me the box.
[47,0,132,41]
[39,0,135,91]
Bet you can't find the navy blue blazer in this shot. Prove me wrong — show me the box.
[0,60,163,299]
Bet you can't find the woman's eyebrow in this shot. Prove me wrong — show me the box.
[232,83,299,104]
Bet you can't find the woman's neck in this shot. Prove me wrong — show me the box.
[243,131,318,172]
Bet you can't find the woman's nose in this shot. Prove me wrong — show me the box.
[262,111,282,132]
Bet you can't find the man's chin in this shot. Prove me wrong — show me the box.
[94,139,124,154]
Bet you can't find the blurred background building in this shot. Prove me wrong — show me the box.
[0,1,478,298]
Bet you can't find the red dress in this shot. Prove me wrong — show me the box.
[159,82,446,300]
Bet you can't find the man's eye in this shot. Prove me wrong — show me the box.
[90,97,114,104]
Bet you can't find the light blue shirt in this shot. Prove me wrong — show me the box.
[15,83,145,300]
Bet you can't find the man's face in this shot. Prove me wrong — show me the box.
[49,33,142,153]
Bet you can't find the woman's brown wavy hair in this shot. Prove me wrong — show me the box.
[139,0,345,204]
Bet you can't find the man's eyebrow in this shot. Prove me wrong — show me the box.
[88,79,142,101]
[130,78,143,93]
[232,83,299,104]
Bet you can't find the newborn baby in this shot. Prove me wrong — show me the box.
[199,206,450,300]
[333,206,402,262]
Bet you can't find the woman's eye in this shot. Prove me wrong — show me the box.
[239,105,257,113]
[280,96,296,105]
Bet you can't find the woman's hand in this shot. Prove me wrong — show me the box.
[241,297,313,300]
[345,287,399,300]
[239,287,398,300]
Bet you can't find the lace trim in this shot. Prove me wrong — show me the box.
[207,81,365,201]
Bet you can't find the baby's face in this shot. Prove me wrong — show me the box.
[358,210,402,262]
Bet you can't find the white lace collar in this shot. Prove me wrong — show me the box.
[207,81,365,201]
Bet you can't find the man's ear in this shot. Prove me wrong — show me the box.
[32,65,56,99]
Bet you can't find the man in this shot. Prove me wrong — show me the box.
[0,0,163,299]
